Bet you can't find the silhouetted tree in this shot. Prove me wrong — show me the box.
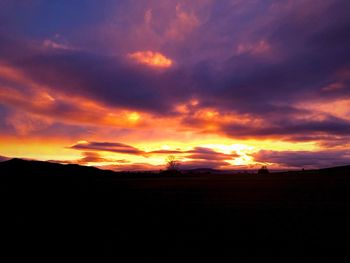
[166,155,180,171]
[258,165,269,175]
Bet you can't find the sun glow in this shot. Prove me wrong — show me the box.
[127,112,141,122]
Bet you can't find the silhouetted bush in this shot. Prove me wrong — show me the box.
[257,165,270,175]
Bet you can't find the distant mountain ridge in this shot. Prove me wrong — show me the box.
[0,158,114,177]
[1,158,350,177]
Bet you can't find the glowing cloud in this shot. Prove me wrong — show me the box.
[128,51,172,68]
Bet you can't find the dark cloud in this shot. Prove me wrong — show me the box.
[70,142,144,155]
[186,147,238,161]
[0,0,348,121]
[252,150,350,169]
[221,115,350,139]
[19,53,177,114]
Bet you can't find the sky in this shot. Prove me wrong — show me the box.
[1,0,350,171]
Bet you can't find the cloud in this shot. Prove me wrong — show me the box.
[70,141,144,155]
[48,154,130,167]
[220,115,350,139]
[252,149,350,169]
[100,163,163,172]
[78,152,111,164]
[1,1,350,169]
[42,39,75,51]
[128,51,173,68]
[6,47,187,115]
[69,141,239,170]
[186,147,238,160]
[0,155,9,162]
[1,0,350,125]
[236,40,271,55]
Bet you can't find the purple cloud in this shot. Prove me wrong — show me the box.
[186,147,238,160]
[252,149,350,169]
[70,141,144,155]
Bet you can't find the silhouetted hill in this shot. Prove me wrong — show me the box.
[0,158,118,193]
[0,158,114,177]
[319,164,350,175]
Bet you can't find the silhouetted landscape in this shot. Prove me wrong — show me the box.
[2,158,350,260]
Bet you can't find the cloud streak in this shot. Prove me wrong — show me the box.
[71,142,144,155]
[252,150,350,169]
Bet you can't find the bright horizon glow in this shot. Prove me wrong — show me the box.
[0,135,319,170]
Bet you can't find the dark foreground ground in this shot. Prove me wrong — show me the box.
[1,159,350,261]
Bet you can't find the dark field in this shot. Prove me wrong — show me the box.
[1,159,350,260]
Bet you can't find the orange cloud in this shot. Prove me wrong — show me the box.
[322,82,346,92]
[165,3,200,41]
[128,51,172,68]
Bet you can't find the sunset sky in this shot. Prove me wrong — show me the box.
[1,0,350,170]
